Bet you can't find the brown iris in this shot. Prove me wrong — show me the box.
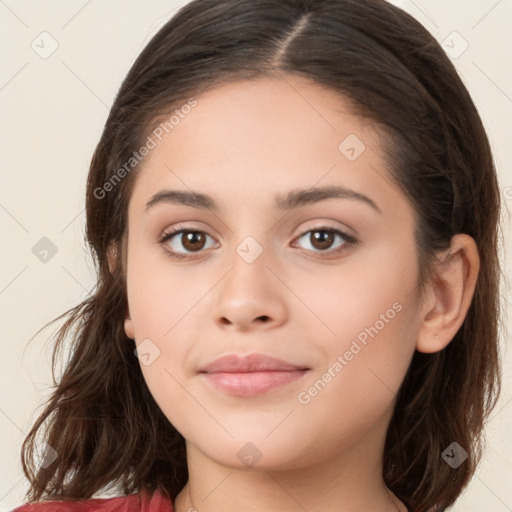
[310,230,335,250]
[180,231,207,252]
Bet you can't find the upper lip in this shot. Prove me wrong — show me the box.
[199,353,309,373]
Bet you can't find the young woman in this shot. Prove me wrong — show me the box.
[14,0,503,511]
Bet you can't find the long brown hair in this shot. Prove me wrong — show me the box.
[21,1,503,511]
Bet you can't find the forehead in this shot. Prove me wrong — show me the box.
[161,76,372,158]
[127,75,402,216]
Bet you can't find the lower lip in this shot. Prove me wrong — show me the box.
[201,370,309,397]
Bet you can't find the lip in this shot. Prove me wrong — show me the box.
[199,353,309,373]
[199,353,310,397]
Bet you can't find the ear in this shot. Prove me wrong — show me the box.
[107,241,135,340]
[107,242,118,273]
[124,315,135,340]
[416,234,480,353]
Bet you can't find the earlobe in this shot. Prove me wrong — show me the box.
[416,234,480,354]
[124,316,135,340]
[108,238,132,338]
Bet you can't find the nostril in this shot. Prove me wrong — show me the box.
[257,315,270,322]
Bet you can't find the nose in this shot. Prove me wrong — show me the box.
[212,247,288,332]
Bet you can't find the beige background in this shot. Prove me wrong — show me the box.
[1,1,511,510]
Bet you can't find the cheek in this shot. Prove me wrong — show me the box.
[126,245,202,337]
[291,302,418,464]
[292,242,419,409]
[125,248,206,429]
[291,240,419,347]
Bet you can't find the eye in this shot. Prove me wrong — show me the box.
[292,226,357,255]
[158,224,358,260]
[159,226,217,258]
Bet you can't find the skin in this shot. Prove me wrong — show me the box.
[113,75,480,512]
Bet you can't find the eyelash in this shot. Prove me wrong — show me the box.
[158,225,358,260]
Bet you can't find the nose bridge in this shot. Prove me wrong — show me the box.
[223,210,277,281]
[211,231,288,330]
[224,232,275,300]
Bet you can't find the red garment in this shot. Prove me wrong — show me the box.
[11,490,174,512]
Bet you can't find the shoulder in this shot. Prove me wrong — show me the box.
[11,489,174,512]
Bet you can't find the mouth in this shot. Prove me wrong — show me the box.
[198,353,310,397]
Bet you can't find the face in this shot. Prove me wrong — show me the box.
[123,76,424,471]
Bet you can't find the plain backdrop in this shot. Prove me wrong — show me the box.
[1,1,511,510]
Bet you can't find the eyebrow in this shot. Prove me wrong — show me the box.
[144,185,381,214]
